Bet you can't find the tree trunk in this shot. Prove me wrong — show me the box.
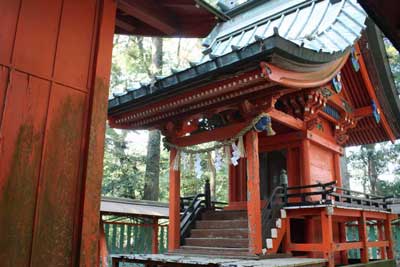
[143,37,163,201]
[143,130,161,200]
[206,152,217,200]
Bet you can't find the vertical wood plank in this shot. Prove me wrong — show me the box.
[0,0,21,65]
[245,130,262,254]
[31,85,86,267]
[0,72,50,267]
[168,148,181,251]
[13,0,62,77]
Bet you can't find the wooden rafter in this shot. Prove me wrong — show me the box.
[118,0,177,35]
[355,43,396,143]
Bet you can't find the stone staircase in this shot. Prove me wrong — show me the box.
[174,210,252,257]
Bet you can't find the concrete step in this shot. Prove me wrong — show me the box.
[185,237,248,248]
[190,228,248,238]
[201,210,247,220]
[196,219,248,229]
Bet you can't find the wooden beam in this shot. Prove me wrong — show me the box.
[169,121,248,147]
[246,131,263,255]
[306,131,343,154]
[118,0,177,35]
[115,18,135,33]
[334,241,363,251]
[289,243,324,252]
[168,149,180,251]
[354,106,373,119]
[355,43,396,143]
[269,108,305,131]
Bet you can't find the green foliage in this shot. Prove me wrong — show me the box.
[102,127,146,199]
[348,143,400,195]
[384,38,400,92]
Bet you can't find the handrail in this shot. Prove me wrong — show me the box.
[179,180,212,244]
[261,185,285,247]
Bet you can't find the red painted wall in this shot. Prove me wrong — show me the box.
[0,0,116,266]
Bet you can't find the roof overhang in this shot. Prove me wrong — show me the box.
[100,196,169,218]
[115,0,229,37]
[108,35,348,118]
[357,0,400,51]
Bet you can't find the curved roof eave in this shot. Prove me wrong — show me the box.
[108,35,349,116]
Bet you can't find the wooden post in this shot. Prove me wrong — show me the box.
[284,217,292,253]
[384,214,394,259]
[339,222,349,264]
[321,209,334,267]
[359,212,369,263]
[152,217,159,254]
[245,130,262,254]
[378,221,387,259]
[168,148,181,251]
[301,139,311,186]
[334,153,342,187]
[99,220,109,267]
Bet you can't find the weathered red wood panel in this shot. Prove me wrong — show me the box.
[0,0,21,65]
[0,72,50,266]
[13,0,62,77]
[30,85,86,266]
[54,0,97,90]
[0,0,116,266]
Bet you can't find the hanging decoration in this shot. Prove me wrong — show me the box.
[351,47,360,72]
[254,115,275,136]
[231,142,241,166]
[332,72,342,93]
[214,149,223,171]
[195,154,202,179]
[164,112,275,172]
[371,100,381,123]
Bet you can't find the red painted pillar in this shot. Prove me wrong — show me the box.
[333,153,342,187]
[378,221,387,259]
[321,209,334,267]
[168,148,181,251]
[99,221,109,267]
[359,212,369,263]
[0,1,116,266]
[152,217,159,254]
[384,214,394,259]
[245,130,262,254]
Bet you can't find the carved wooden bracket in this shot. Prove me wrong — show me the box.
[334,115,357,145]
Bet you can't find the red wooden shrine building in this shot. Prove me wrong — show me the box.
[108,0,400,266]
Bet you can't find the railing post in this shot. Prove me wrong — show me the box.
[204,179,211,209]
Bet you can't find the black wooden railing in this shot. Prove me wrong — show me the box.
[281,181,396,211]
[179,180,227,244]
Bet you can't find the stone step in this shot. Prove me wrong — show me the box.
[190,228,248,238]
[196,219,248,229]
[173,246,253,258]
[185,237,248,248]
[201,210,247,220]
